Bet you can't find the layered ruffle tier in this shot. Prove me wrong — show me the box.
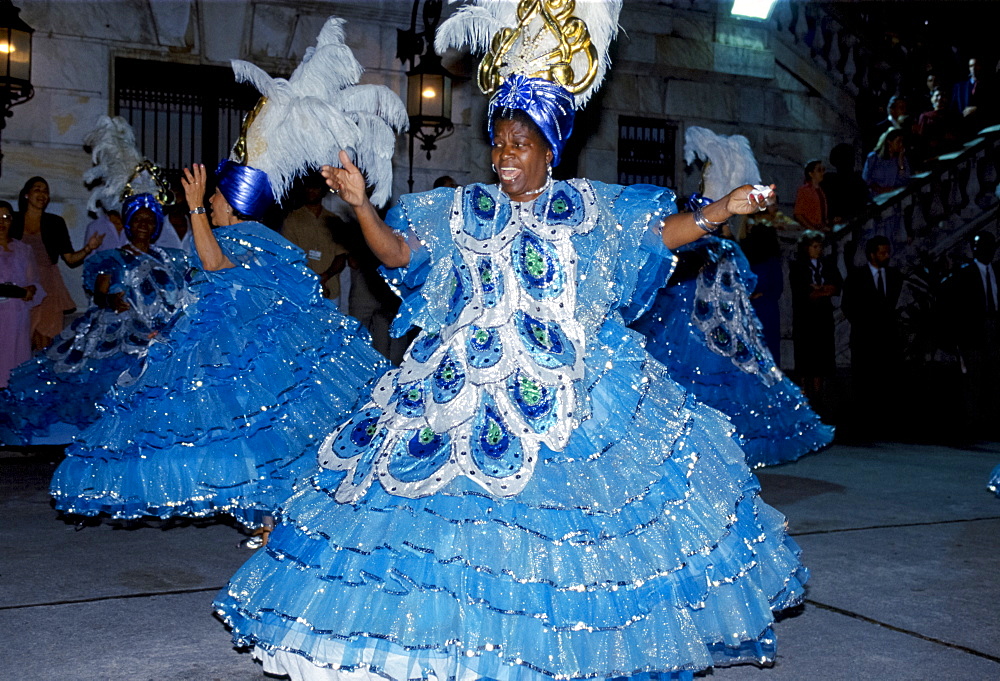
[216,347,807,679]
[51,224,389,527]
[631,238,832,468]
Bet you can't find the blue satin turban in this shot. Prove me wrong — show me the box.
[488,75,576,167]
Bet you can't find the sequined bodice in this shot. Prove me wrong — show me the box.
[321,181,603,502]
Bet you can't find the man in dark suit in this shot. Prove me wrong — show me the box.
[842,236,904,435]
[951,57,995,137]
[943,232,1000,437]
[869,95,908,151]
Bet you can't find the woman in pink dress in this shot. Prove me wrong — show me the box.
[11,176,103,349]
[0,200,45,387]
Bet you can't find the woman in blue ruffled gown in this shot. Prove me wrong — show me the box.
[50,162,389,538]
[989,465,1000,496]
[215,89,807,680]
[630,236,833,468]
[0,195,188,445]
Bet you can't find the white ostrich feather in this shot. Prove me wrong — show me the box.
[230,17,407,206]
[436,0,621,109]
[684,126,762,202]
[83,116,147,214]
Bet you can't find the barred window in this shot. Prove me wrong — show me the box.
[617,116,676,187]
[114,58,259,187]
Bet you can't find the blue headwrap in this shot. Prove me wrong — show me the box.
[216,159,274,220]
[488,75,575,167]
[121,193,165,243]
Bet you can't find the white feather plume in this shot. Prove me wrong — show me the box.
[436,0,621,109]
[83,116,146,214]
[231,17,407,206]
[684,126,762,202]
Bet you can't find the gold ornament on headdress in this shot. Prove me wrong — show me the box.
[478,0,598,97]
[231,97,268,166]
[123,159,174,207]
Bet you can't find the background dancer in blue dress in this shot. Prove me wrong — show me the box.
[989,465,1000,497]
[631,127,833,468]
[0,119,188,445]
[215,4,808,680]
[50,18,405,546]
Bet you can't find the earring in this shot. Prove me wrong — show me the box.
[491,163,497,174]
[547,165,553,180]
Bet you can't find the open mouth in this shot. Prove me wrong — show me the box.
[499,167,521,183]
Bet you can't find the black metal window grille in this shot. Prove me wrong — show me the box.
[617,116,676,187]
[114,58,259,187]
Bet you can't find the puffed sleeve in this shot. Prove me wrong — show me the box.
[601,182,679,323]
[83,249,125,295]
[380,187,458,337]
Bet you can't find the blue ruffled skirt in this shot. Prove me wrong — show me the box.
[215,340,807,679]
[50,280,388,528]
[0,310,151,445]
[632,282,832,468]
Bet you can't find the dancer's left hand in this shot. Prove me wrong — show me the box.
[725,184,777,215]
[181,164,208,209]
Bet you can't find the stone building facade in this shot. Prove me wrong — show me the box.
[2,0,856,307]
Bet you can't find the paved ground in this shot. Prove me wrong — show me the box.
[3,440,999,681]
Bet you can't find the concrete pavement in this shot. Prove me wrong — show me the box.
[2,441,999,680]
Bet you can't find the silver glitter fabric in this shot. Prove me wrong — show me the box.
[215,181,809,681]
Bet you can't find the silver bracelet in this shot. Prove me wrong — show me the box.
[693,204,727,233]
[189,206,206,215]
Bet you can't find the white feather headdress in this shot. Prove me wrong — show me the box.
[435,0,622,109]
[83,116,171,214]
[230,17,408,207]
[684,126,762,202]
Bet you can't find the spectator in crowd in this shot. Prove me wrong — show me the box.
[915,88,961,162]
[794,159,830,232]
[842,236,904,435]
[0,200,44,388]
[789,230,841,408]
[741,217,784,364]
[822,143,870,227]
[870,95,908,149]
[83,209,127,257]
[336,218,409,365]
[11,176,103,350]
[951,56,995,137]
[941,232,999,438]
[863,129,911,197]
[163,202,193,253]
[282,172,349,303]
[432,175,460,189]
[920,72,943,114]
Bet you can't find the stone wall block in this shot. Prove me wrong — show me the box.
[656,35,712,71]
[618,31,655,64]
[149,0,192,48]
[668,13,712,43]
[713,43,774,79]
[30,35,109,93]
[248,2,296,60]
[286,13,331,62]
[26,0,154,43]
[666,79,739,120]
[201,1,248,63]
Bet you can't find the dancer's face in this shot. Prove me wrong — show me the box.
[491,118,553,202]
[128,207,157,244]
[209,189,232,227]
